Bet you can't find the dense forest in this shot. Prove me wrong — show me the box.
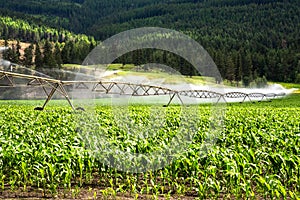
[0,16,96,68]
[0,0,299,85]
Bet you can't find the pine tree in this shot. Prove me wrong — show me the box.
[2,47,12,62]
[43,40,56,68]
[241,50,253,87]
[225,54,235,84]
[214,51,226,80]
[4,40,8,47]
[235,51,242,86]
[54,43,63,68]
[23,43,34,67]
[11,44,19,63]
[69,41,79,64]
[16,40,22,64]
[61,42,71,63]
[89,41,95,52]
[34,43,43,68]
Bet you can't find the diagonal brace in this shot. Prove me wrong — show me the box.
[37,83,75,111]
[164,92,183,107]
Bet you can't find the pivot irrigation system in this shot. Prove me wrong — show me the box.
[0,62,286,110]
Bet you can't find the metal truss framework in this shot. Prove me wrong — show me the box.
[0,70,286,110]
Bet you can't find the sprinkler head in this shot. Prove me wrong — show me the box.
[34,107,44,111]
[76,107,85,111]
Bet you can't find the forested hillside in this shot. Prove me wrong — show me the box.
[0,16,95,68]
[0,0,299,85]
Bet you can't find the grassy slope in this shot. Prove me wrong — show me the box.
[62,64,300,90]
[271,82,300,89]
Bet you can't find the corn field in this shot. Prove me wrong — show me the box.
[0,95,299,199]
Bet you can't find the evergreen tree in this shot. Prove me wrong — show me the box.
[54,43,63,68]
[43,40,56,68]
[34,43,43,68]
[23,43,34,67]
[215,51,226,80]
[69,41,79,64]
[10,44,19,63]
[235,51,242,86]
[61,41,71,63]
[2,47,13,62]
[4,40,8,47]
[89,41,95,52]
[241,51,253,87]
[16,40,21,64]
[225,55,235,84]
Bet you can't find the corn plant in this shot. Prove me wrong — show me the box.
[0,95,299,198]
